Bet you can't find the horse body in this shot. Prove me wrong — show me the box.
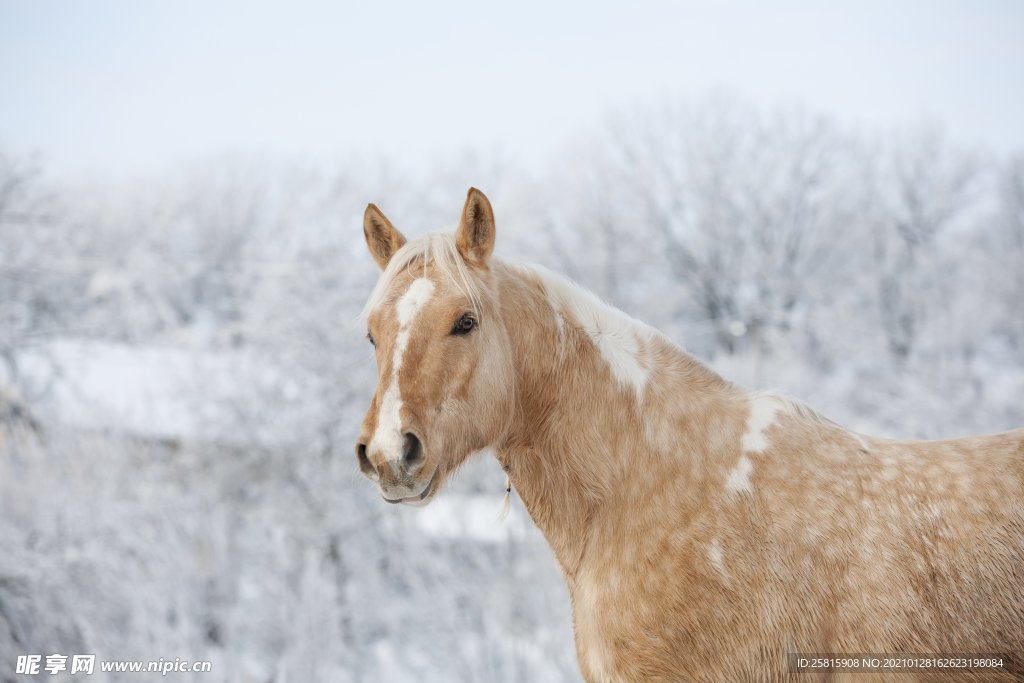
[356,189,1024,682]
[493,261,1024,682]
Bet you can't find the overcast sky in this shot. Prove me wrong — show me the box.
[2,0,1022,179]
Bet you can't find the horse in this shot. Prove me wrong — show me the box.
[354,188,1024,682]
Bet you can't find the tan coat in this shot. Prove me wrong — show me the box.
[358,189,1024,682]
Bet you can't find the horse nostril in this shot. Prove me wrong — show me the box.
[402,432,423,467]
[356,441,373,476]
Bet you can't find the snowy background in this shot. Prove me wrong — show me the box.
[2,2,1023,682]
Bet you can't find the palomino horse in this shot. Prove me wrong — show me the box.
[355,188,1024,682]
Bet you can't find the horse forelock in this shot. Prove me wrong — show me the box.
[361,232,484,323]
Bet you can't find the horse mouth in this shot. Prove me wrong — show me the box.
[382,470,438,506]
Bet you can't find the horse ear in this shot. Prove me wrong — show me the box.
[363,203,407,270]
[455,188,495,266]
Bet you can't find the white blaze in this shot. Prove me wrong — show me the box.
[370,277,435,472]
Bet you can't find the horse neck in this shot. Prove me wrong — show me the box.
[491,262,737,578]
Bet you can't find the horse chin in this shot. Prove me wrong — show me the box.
[401,470,440,506]
[399,495,433,508]
[382,469,440,507]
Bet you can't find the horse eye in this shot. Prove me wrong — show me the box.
[451,314,477,336]
[366,331,375,347]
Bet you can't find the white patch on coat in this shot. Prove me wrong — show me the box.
[741,395,783,453]
[523,264,656,404]
[370,277,435,471]
[725,455,754,494]
[573,566,618,683]
[548,291,565,337]
[708,538,726,576]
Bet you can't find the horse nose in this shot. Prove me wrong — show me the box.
[402,432,423,469]
[356,433,424,479]
[356,440,376,478]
